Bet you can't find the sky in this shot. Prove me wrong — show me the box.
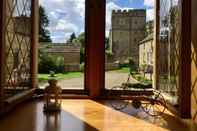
[39,0,154,43]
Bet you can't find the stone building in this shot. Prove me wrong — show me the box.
[139,34,153,67]
[139,34,153,80]
[139,32,169,80]
[138,20,154,68]
[109,9,146,65]
[39,43,81,72]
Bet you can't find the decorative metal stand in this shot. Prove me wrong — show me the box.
[43,79,62,112]
[109,83,166,117]
[108,70,166,117]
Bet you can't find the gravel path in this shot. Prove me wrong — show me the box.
[39,71,139,90]
[105,71,139,89]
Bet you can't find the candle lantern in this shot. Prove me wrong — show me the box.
[44,79,62,112]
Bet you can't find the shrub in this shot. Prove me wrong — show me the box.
[80,48,85,64]
[39,50,65,73]
[39,54,56,73]
[80,62,85,72]
[120,63,129,68]
[139,64,147,72]
[105,50,113,57]
[55,56,65,73]
[49,70,55,77]
[120,57,137,72]
[133,74,152,85]
[125,83,152,89]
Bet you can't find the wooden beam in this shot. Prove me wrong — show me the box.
[153,0,160,90]
[0,0,6,110]
[30,0,39,89]
[84,0,89,92]
[178,0,191,118]
[85,0,106,98]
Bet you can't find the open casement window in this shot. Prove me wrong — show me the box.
[0,0,38,111]
[38,0,86,92]
[0,0,106,104]
[158,0,182,111]
[155,0,191,118]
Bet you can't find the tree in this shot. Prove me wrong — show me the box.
[68,32,76,43]
[105,37,109,50]
[71,32,85,63]
[39,6,52,42]
[38,49,65,73]
[73,32,85,47]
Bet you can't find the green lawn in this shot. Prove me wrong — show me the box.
[38,72,83,83]
[113,67,130,73]
[113,67,138,74]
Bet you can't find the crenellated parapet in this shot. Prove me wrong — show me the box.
[112,9,146,17]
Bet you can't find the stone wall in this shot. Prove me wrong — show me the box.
[110,9,146,65]
[64,52,80,65]
[64,51,80,72]
[40,43,81,72]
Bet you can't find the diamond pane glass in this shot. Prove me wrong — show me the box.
[158,0,181,106]
[4,0,32,98]
[191,43,197,122]
[192,0,197,123]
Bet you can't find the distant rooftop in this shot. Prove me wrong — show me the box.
[139,33,153,45]
[39,42,80,53]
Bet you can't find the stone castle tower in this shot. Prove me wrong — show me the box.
[109,9,146,65]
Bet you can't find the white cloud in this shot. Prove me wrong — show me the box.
[144,0,154,7]
[40,0,85,43]
[147,8,154,21]
[51,32,72,43]
[143,0,154,21]
[40,0,152,42]
[106,2,121,34]
[55,20,78,33]
[106,2,133,36]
